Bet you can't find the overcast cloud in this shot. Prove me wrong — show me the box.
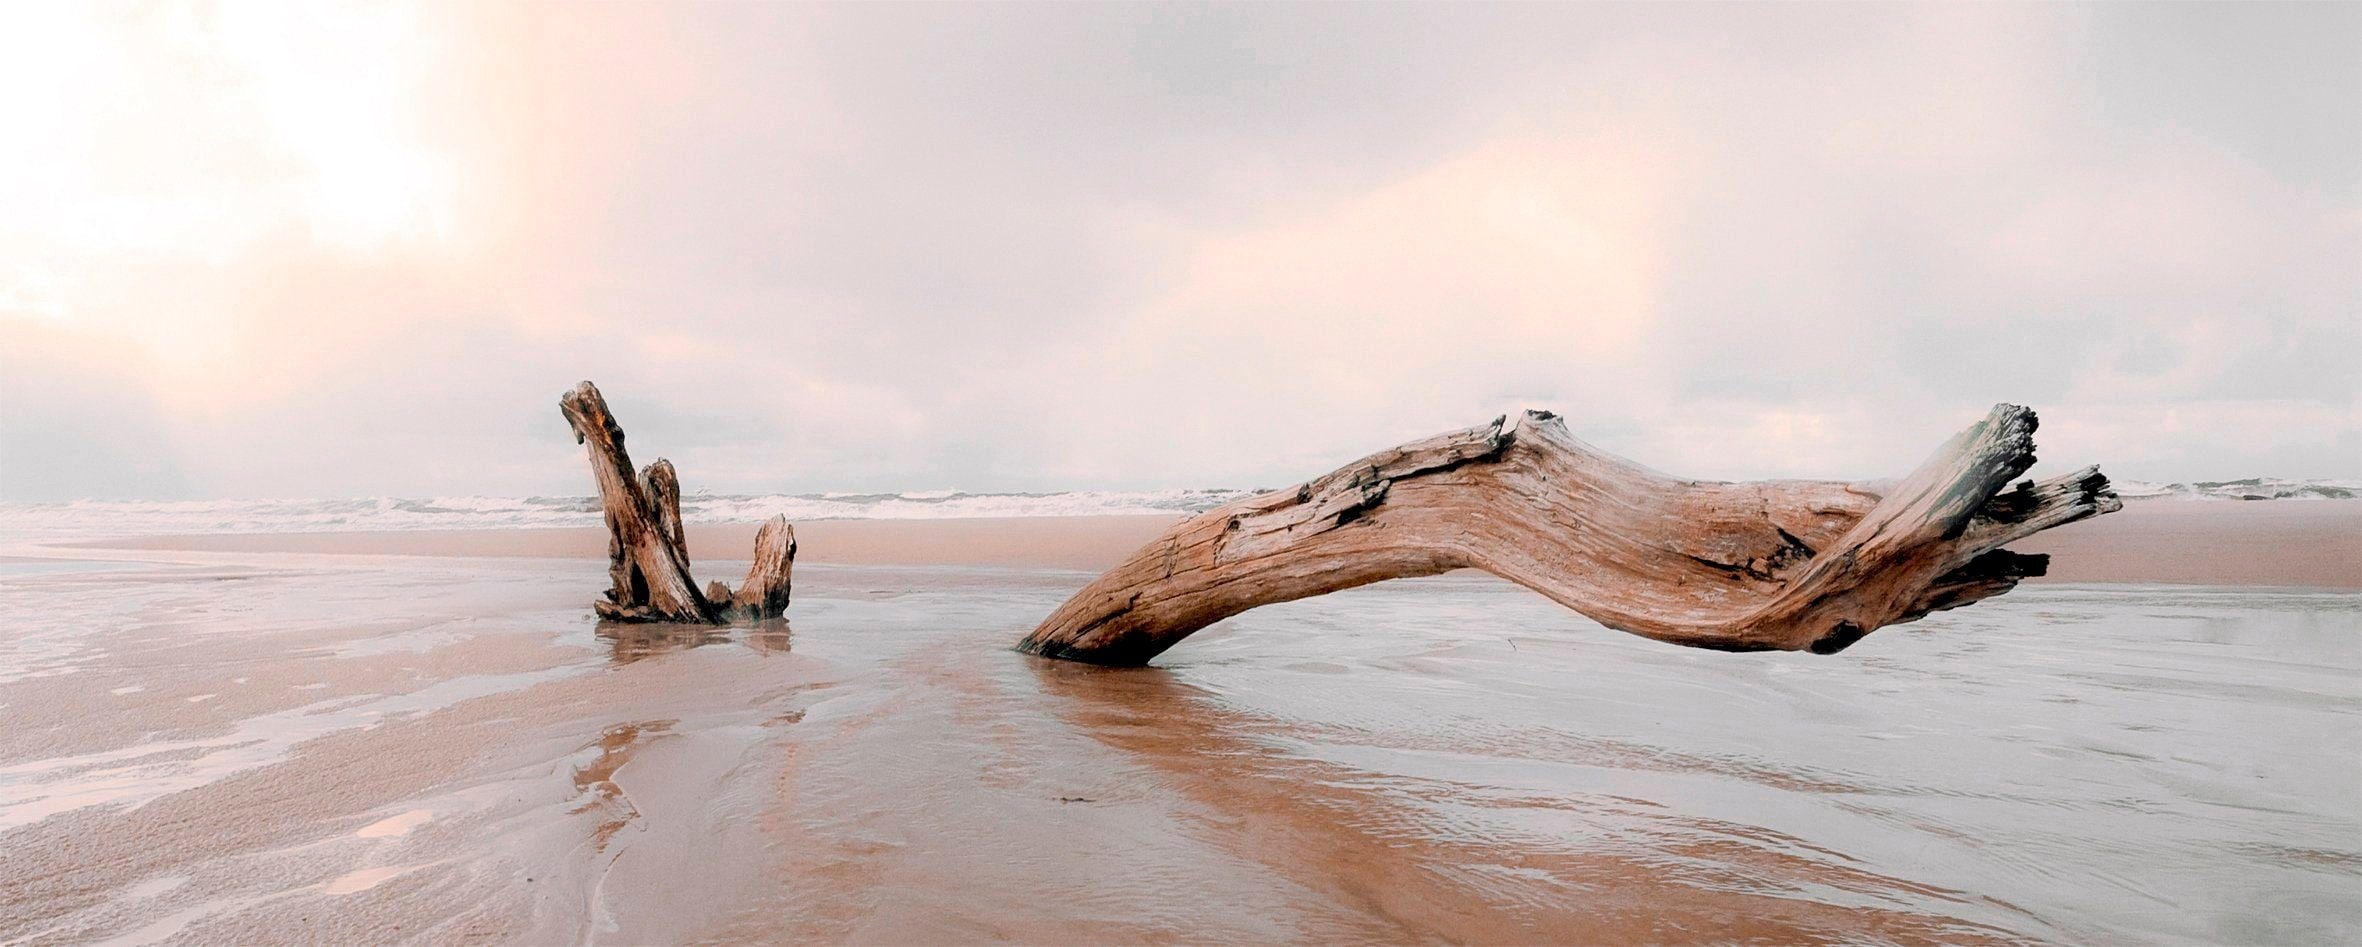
[1,1,2355,501]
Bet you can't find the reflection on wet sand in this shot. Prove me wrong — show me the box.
[573,720,676,849]
[1,546,2354,945]
[1027,659,2019,944]
[597,619,792,665]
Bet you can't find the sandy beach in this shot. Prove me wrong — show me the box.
[70,498,2362,587]
[0,501,2356,943]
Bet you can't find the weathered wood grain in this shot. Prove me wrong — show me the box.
[1020,405,2120,665]
[559,381,794,623]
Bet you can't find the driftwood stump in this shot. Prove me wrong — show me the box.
[1021,405,2120,665]
[560,381,795,623]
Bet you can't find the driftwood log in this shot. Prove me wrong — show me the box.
[1021,404,2119,665]
[559,381,795,623]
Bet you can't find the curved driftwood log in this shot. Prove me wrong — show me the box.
[1021,405,2120,665]
[560,381,795,623]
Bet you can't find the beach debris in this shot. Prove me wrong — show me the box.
[559,381,795,623]
[1021,404,2120,665]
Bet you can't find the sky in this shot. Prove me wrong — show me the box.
[1,1,2355,502]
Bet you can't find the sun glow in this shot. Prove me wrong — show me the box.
[207,1,455,253]
[0,1,455,329]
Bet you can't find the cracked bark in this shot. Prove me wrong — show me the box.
[559,381,795,623]
[1020,405,2120,666]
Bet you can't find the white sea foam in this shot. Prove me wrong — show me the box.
[0,489,1256,539]
[2105,478,2361,502]
[0,479,2350,541]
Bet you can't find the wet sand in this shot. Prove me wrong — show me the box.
[2,503,2358,944]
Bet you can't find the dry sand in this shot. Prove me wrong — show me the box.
[2010,499,2362,588]
[72,515,1177,572]
[72,499,2362,588]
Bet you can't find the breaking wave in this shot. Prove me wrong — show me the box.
[2109,478,2360,502]
[0,489,1256,539]
[2,479,2352,539]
